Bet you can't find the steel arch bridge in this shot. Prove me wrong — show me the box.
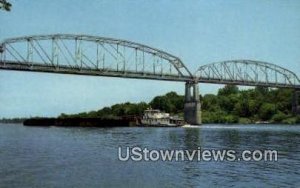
[194,60,300,89]
[0,34,299,89]
[1,34,300,124]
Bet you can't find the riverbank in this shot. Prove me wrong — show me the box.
[1,86,300,125]
[57,87,300,125]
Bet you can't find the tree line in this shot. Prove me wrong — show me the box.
[59,85,300,124]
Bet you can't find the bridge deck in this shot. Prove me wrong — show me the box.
[0,61,192,82]
[1,61,299,89]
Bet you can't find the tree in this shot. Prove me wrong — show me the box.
[255,86,269,96]
[150,96,173,112]
[274,88,293,113]
[259,103,276,120]
[55,86,297,124]
[234,92,251,117]
[166,92,184,113]
[248,99,261,116]
[202,94,220,111]
[149,92,184,113]
[219,94,239,113]
[0,0,11,11]
[218,85,238,96]
[271,112,288,123]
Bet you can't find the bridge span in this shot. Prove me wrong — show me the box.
[1,34,300,124]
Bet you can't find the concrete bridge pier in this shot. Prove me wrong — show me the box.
[184,81,202,125]
[292,90,300,115]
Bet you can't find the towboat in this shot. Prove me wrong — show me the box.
[140,109,187,127]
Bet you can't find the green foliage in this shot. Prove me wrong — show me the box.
[238,118,252,124]
[58,85,299,124]
[233,91,252,117]
[219,94,238,113]
[202,110,238,124]
[297,116,300,123]
[0,0,11,11]
[258,103,276,120]
[59,102,150,119]
[271,112,288,123]
[282,117,297,124]
[218,85,238,96]
[224,114,239,124]
[273,88,293,113]
[255,86,269,97]
[150,92,183,114]
[202,94,220,111]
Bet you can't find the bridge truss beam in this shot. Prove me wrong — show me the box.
[1,35,300,125]
[0,34,193,82]
[194,60,300,89]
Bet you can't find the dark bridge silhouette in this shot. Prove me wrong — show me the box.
[1,34,299,124]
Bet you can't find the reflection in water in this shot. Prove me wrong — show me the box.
[0,124,299,187]
[183,128,201,149]
[216,129,242,148]
[168,127,201,149]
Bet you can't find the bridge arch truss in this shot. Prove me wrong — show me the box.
[194,60,300,89]
[1,35,300,89]
[0,34,193,81]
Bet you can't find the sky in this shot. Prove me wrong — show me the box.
[0,0,300,118]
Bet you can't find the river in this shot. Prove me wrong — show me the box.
[0,123,299,187]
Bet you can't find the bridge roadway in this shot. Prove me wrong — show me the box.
[1,60,299,89]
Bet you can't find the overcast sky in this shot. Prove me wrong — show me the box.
[0,0,299,118]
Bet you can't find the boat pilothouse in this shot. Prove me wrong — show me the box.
[141,109,187,127]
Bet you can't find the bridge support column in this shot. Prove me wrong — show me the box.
[184,82,201,125]
[292,90,300,115]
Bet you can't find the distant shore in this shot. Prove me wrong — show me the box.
[1,86,300,125]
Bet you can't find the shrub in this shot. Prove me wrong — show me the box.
[238,118,252,124]
[282,117,297,124]
[271,112,288,123]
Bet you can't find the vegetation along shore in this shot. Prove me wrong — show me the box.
[1,85,300,125]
